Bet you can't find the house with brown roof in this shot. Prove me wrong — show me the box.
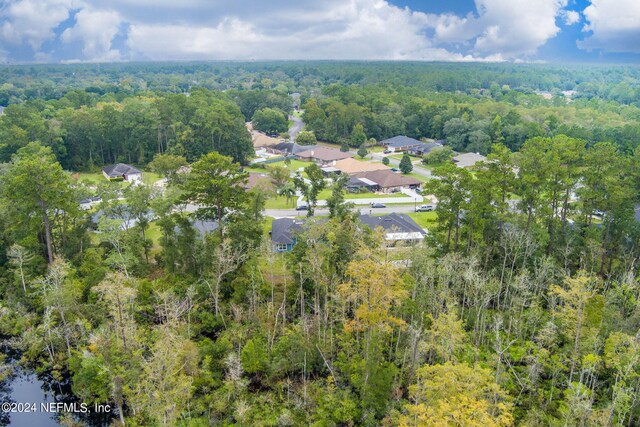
[246,173,274,191]
[296,146,352,165]
[352,169,421,193]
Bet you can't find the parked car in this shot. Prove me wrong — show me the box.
[383,149,392,154]
[416,204,435,212]
[390,168,399,172]
[593,209,605,217]
[370,202,386,208]
[295,204,308,211]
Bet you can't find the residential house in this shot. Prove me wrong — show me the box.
[102,163,143,182]
[320,166,341,177]
[352,169,421,193]
[174,218,219,238]
[246,173,274,191]
[360,213,427,243]
[271,214,426,252]
[406,141,443,157]
[266,141,315,156]
[296,146,352,165]
[452,152,487,169]
[79,196,101,211]
[333,157,390,174]
[346,176,378,193]
[271,218,306,252]
[381,135,423,152]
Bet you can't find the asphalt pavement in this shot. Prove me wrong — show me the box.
[265,204,420,218]
[288,115,304,141]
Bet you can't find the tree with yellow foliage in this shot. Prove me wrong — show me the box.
[399,362,513,427]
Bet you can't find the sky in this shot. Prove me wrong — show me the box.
[0,0,638,64]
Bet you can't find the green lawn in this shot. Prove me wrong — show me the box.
[316,189,407,200]
[397,171,433,184]
[407,211,438,229]
[246,159,310,175]
[265,195,297,209]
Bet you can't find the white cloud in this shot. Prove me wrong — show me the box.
[1,0,624,62]
[60,8,122,61]
[423,0,571,58]
[0,0,77,50]
[578,0,640,53]
[562,10,580,25]
[126,0,488,61]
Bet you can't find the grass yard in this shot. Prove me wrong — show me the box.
[316,189,407,200]
[265,196,297,209]
[407,211,438,229]
[405,172,432,184]
[246,159,311,175]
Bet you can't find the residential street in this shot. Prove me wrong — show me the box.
[265,204,420,218]
[288,114,304,141]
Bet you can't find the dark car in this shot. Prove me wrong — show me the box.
[390,167,399,172]
[295,204,309,211]
[370,202,386,208]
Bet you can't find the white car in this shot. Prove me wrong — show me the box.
[416,204,435,212]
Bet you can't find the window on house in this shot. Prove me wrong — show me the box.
[275,243,288,251]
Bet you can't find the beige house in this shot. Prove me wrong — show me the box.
[453,152,487,168]
[333,158,390,174]
[296,146,352,165]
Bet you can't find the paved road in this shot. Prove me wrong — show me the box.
[266,204,420,218]
[288,115,304,141]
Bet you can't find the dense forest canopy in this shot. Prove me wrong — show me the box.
[1,61,640,426]
[1,62,639,170]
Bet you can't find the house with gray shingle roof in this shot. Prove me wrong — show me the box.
[270,214,426,252]
[381,135,423,152]
[271,218,307,252]
[359,213,427,242]
[102,163,143,182]
[407,142,443,157]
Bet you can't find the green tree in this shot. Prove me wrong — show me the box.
[1,142,77,263]
[382,156,390,166]
[251,107,288,135]
[293,163,326,217]
[148,153,188,181]
[295,130,317,146]
[357,143,368,159]
[326,174,353,219]
[180,152,249,227]
[433,163,472,250]
[399,154,413,174]
[351,123,367,147]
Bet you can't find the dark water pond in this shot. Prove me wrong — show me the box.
[3,367,61,426]
[1,347,114,427]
